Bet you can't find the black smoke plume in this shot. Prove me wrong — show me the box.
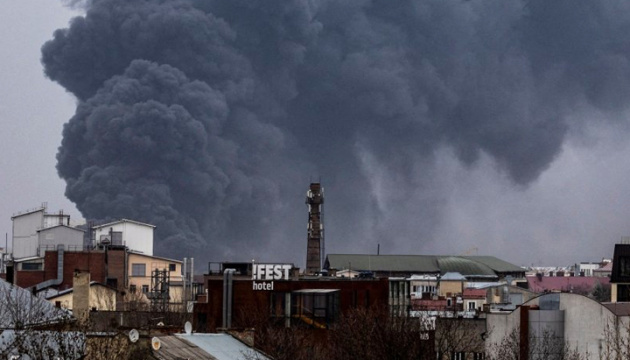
[43,0,630,261]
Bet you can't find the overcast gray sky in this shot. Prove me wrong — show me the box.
[2,1,630,268]
[0,1,81,245]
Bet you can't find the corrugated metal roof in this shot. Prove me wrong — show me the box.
[175,333,271,360]
[153,335,217,360]
[438,257,496,277]
[326,254,440,273]
[461,256,525,273]
[326,254,523,276]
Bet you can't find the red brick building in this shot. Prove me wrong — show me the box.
[195,274,389,333]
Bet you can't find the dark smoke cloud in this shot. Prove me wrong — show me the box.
[43,0,630,262]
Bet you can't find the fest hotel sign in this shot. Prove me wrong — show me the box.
[252,264,292,290]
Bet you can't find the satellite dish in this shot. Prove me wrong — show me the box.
[184,321,192,335]
[128,329,139,343]
[151,337,161,351]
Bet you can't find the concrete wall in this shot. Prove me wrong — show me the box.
[128,253,183,304]
[486,293,620,359]
[49,284,117,311]
[486,307,521,355]
[38,226,84,254]
[95,221,153,255]
[12,210,44,259]
[439,281,463,297]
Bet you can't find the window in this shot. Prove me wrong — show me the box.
[129,285,136,294]
[451,352,465,360]
[473,353,485,360]
[446,298,452,307]
[132,263,146,277]
[468,301,476,310]
[620,257,630,277]
[169,263,176,271]
[21,263,42,271]
[142,285,149,294]
[618,285,630,302]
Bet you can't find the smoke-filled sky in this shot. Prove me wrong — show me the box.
[3,0,630,268]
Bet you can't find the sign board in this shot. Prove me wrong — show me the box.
[252,264,292,291]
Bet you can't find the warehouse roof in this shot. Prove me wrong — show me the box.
[325,254,523,277]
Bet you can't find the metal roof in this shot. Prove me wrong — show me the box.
[175,333,271,360]
[37,224,85,233]
[325,254,440,273]
[440,272,467,281]
[460,256,525,273]
[325,254,523,277]
[438,257,496,277]
[153,335,217,360]
[92,218,156,229]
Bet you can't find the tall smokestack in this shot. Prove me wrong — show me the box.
[306,183,324,275]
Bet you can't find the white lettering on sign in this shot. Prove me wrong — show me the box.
[251,264,292,291]
[252,264,292,281]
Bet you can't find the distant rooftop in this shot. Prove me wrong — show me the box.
[325,254,524,278]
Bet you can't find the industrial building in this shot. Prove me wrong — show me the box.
[5,205,197,312]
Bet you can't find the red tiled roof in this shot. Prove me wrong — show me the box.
[526,275,609,293]
[594,262,612,272]
[463,288,486,299]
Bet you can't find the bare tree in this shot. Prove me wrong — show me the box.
[0,280,83,359]
[487,327,587,360]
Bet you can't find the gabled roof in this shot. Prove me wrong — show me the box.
[37,224,85,233]
[92,218,156,229]
[594,262,612,272]
[11,207,45,220]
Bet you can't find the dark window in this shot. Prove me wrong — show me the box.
[21,263,42,271]
[169,263,176,271]
[130,285,136,294]
[132,264,146,277]
[620,257,630,277]
[142,285,149,294]
[618,285,630,302]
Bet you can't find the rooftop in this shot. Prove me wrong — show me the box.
[325,254,523,277]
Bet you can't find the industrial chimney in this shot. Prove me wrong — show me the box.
[306,183,324,275]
